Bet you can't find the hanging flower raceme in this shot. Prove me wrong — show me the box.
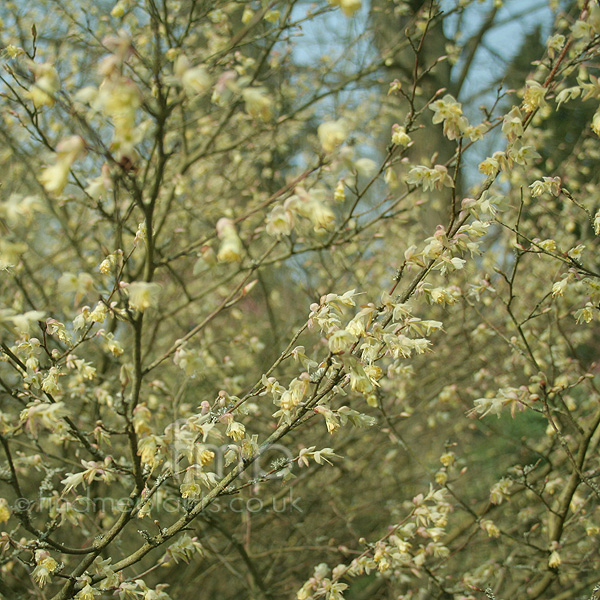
[32,550,58,588]
[329,0,362,17]
[174,54,211,97]
[122,281,161,312]
[291,187,336,232]
[27,62,60,108]
[318,119,348,153]
[242,87,274,121]
[39,136,86,195]
[391,123,411,146]
[523,79,548,112]
[216,218,244,263]
[85,164,113,200]
[406,164,454,192]
[95,76,142,157]
[265,204,295,237]
[502,106,524,141]
[90,32,143,159]
[429,94,469,140]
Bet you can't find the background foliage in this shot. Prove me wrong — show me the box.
[1,1,600,599]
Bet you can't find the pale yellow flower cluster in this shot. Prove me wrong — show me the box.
[406,164,454,192]
[329,0,362,17]
[216,218,244,263]
[174,55,211,97]
[0,498,10,524]
[27,62,60,108]
[299,486,450,597]
[72,31,143,160]
[529,176,561,197]
[20,401,68,437]
[32,550,58,587]
[39,136,85,195]
[125,281,161,312]
[137,435,162,469]
[523,80,548,112]
[265,204,294,237]
[96,76,142,158]
[391,123,411,146]
[294,187,336,232]
[242,87,274,121]
[318,119,348,153]
[429,94,468,140]
[265,185,337,238]
[85,164,113,200]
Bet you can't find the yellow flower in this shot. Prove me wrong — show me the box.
[592,109,600,137]
[182,66,211,96]
[538,239,557,252]
[126,281,161,312]
[429,94,468,140]
[39,136,86,195]
[95,77,141,156]
[32,550,58,587]
[241,6,253,23]
[180,479,203,499]
[242,87,274,121]
[585,523,600,536]
[318,119,348,153]
[440,452,455,467]
[4,45,24,59]
[502,106,523,141]
[265,205,294,237]
[39,164,69,195]
[328,329,357,354]
[391,124,411,146]
[523,80,547,112]
[28,63,60,108]
[75,583,100,600]
[175,55,211,97]
[226,421,246,441]
[264,9,280,22]
[334,180,346,203]
[406,165,454,192]
[478,156,500,177]
[21,402,68,437]
[0,498,10,523]
[218,236,243,262]
[481,519,500,538]
[42,367,61,395]
[435,470,448,485]
[85,164,112,200]
[309,200,335,232]
[110,1,125,17]
[216,218,244,263]
[548,550,561,569]
[137,435,161,468]
[329,0,362,17]
[199,449,215,466]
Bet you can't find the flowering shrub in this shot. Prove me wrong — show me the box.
[1,1,600,599]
